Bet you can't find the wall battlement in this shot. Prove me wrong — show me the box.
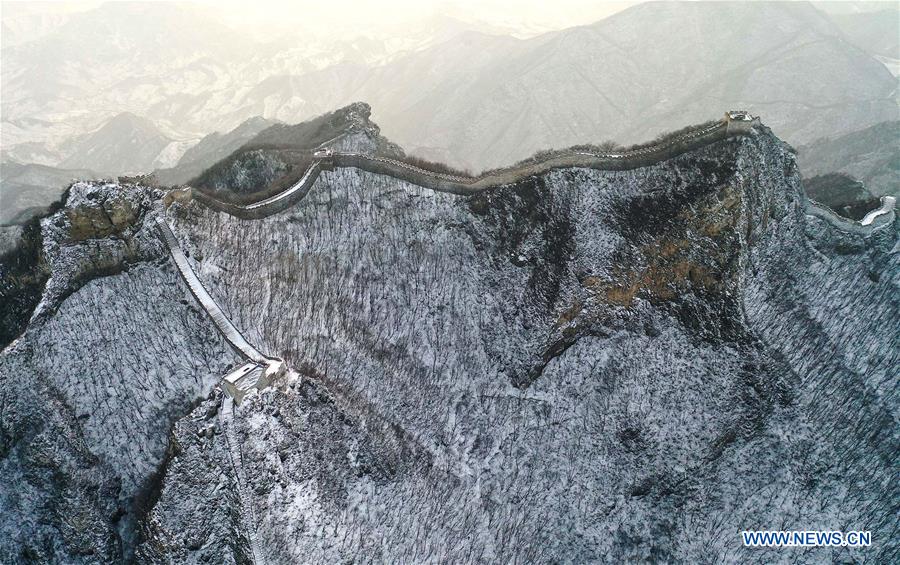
[174,113,760,220]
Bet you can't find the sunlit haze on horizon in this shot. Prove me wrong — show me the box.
[1,0,639,41]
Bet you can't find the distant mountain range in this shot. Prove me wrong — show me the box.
[363,1,898,170]
[4,1,898,172]
[155,116,280,186]
[1,116,280,224]
[59,112,175,175]
[1,1,897,222]
[0,160,94,225]
[797,120,900,198]
[828,5,900,60]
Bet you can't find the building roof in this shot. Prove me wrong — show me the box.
[223,361,265,392]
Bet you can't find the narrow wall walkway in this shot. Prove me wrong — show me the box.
[804,196,896,236]
[219,397,266,565]
[188,118,750,220]
[156,217,272,364]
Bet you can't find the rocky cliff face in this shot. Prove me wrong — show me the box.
[1,123,896,563]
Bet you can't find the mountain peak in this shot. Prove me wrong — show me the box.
[190,101,399,194]
[244,101,380,150]
[102,111,160,132]
[60,112,171,174]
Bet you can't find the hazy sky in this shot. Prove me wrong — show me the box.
[4,1,895,45]
[208,0,640,38]
[1,0,638,40]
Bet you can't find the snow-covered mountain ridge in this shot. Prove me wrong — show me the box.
[0,111,896,563]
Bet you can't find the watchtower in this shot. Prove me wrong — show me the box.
[221,358,286,404]
[314,148,335,171]
[725,111,759,134]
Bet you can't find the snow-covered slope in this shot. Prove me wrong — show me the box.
[145,125,895,562]
[0,182,236,561]
[1,114,896,563]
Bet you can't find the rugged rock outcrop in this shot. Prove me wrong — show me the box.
[0,221,49,347]
[1,116,896,563]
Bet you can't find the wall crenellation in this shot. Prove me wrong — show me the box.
[175,113,761,220]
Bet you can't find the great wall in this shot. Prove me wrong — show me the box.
[156,217,285,404]
[183,112,753,219]
[149,111,896,563]
[804,195,897,235]
[157,110,895,410]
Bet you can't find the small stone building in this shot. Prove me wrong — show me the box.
[725,110,759,134]
[221,359,286,404]
[314,148,335,171]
